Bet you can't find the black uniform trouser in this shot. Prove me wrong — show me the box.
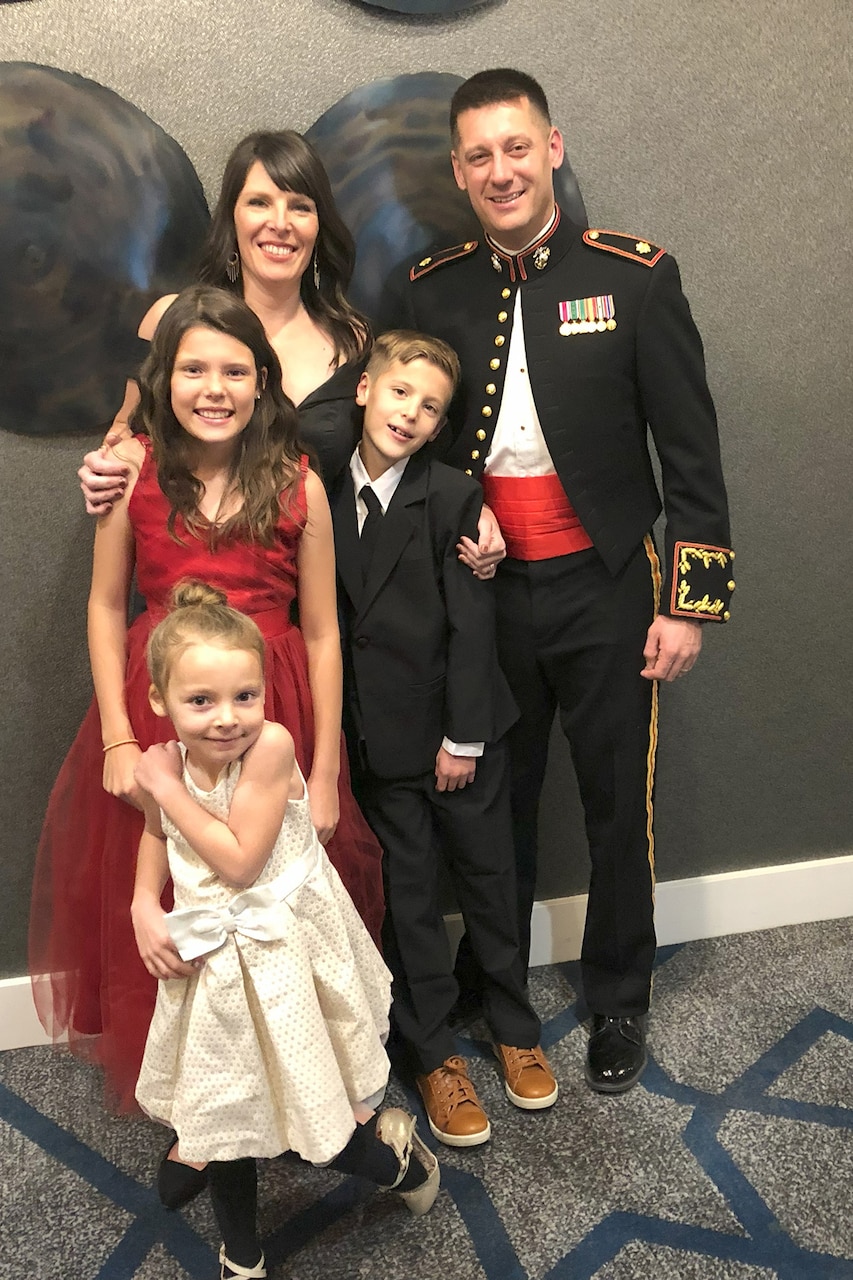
[495,538,660,1017]
[359,739,540,1074]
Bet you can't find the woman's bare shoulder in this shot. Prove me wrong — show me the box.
[138,294,178,341]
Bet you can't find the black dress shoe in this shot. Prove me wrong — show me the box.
[157,1132,208,1209]
[584,1015,647,1094]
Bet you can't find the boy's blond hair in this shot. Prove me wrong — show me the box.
[366,330,461,403]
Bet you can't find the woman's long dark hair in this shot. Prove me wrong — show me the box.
[131,284,302,547]
[197,130,370,366]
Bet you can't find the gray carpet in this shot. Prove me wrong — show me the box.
[1,917,851,1279]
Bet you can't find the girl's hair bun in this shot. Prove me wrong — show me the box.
[170,581,228,610]
[147,580,265,695]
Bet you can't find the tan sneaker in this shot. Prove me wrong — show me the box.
[416,1055,491,1147]
[494,1043,559,1110]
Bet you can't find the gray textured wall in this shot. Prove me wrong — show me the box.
[2,0,852,977]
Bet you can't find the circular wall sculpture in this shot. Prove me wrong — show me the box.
[355,0,495,12]
[307,72,587,323]
[0,63,209,436]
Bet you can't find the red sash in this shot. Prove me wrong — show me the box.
[481,473,593,561]
[146,603,294,641]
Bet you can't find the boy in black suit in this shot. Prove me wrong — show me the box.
[331,331,557,1147]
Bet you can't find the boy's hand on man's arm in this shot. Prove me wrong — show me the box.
[434,746,477,792]
[457,504,506,579]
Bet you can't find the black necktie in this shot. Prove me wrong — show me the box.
[359,485,383,583]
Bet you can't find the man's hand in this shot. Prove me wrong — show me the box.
[80,432,130,515]
[457,504,506,579]
[641,615,703,682]
[435,746,477,792]
[134,741,183,802]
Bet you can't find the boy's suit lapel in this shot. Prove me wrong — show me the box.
[330,478,363,614]
[345,452,431,620]
[331,453,430,619]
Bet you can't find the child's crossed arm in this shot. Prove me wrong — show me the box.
[134,725,296,890]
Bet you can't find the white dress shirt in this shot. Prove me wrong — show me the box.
[349,447,409,529]
[484,210,559,479]
[484,289,557,478]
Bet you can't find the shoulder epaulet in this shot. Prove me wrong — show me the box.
[583,229,667,267]
[410,240,479,282]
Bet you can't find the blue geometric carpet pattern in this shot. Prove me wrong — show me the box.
[1,917,851,1279]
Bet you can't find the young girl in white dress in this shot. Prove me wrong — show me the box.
[131,582,439,1280]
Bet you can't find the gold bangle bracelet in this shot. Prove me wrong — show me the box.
[102,738,140,752]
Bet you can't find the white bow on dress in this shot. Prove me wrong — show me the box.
[165,842,321,962]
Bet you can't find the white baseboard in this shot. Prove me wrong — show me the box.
[0,975,58,1052]
[444,854,853,968]
[4,855,852,1052]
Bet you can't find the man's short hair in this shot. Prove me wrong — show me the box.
[450,69,552,145]
[367,331,460,401]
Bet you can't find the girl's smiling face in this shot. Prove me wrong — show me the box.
[153,641,265,779]
[169,326,260,449]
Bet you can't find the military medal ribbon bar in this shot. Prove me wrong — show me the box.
[558,295,616,335]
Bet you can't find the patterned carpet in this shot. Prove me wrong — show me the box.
[1,917,851,1280]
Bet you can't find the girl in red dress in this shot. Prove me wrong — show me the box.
[29,285,384,1128]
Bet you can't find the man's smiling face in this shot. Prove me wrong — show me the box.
[451,96,564,251]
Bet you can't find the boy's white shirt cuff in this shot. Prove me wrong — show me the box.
[441,738,484,757]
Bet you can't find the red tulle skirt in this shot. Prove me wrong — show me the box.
[29,607,385,1113]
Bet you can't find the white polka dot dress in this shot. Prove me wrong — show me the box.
[135,758,391,1165]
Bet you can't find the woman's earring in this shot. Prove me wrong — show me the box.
[226,251,241,285]
[313,250,320,291]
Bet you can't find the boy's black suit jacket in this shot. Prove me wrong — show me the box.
[330,450,517,780]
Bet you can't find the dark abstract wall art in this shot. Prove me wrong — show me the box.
[0,63,209,436]
[355,0,496,12]
[307,72,587,322]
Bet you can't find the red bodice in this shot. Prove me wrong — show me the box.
[130,440,307,621]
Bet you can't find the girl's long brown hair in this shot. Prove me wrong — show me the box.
[130,285,302,547]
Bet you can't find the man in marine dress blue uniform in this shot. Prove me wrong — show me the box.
[382,68,734,1093]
